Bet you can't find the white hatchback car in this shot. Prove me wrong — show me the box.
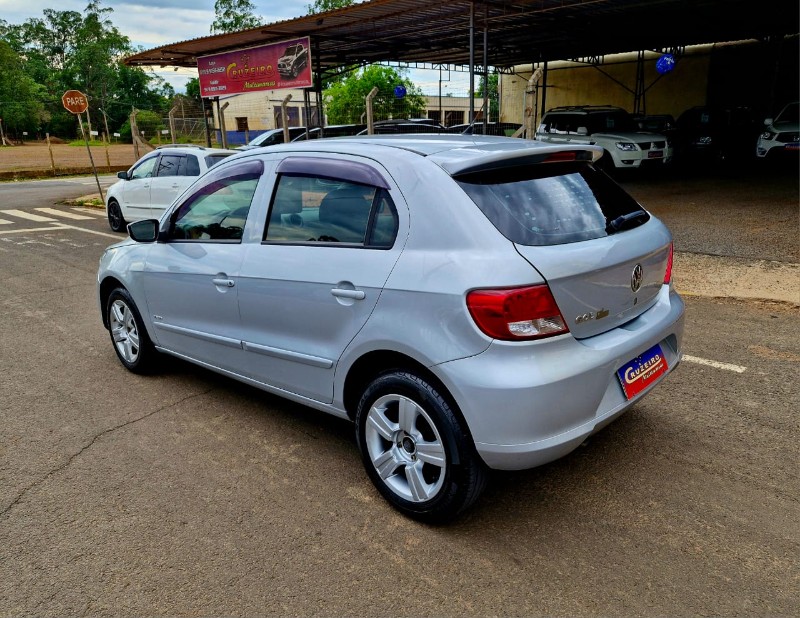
[537,106,672,170]
[105,146,237,232]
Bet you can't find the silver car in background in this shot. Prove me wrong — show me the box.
[97,135,684,522]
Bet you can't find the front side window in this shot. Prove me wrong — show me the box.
[264,175,397,248]
[130,155,157,180]
[168,160,263,242]
[456,162,648,246]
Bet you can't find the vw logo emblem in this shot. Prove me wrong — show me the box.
[631,264,643,292]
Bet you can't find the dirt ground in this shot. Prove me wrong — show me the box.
[0,142,139,177]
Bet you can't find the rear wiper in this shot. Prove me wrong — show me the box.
[606,209,649,233]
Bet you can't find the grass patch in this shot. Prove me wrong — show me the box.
[67,139,111,147]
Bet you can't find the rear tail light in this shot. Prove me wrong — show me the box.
[664,242,674,284]
[467,284,569,341]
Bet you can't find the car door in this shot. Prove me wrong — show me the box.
[141,159,264,371]
[236,154,405,403]
[119,153,158,220]
[148,153,199,217]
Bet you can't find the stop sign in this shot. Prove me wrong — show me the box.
[62,90,89,114]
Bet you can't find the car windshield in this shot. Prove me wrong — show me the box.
[587,111,638,133]
[776,102,799,123]
[455,162,648,246]
[284,46,300,56]
[249,130,282,146]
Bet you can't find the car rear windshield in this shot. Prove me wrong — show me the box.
[455,162,648,246]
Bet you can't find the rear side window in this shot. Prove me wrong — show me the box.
[156,155,182,177]
[264,175,398,248]
[455,162,648,246]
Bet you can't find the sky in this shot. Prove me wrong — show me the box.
[0,0,469,94]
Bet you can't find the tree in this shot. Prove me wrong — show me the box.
[0,40,46,135]
[324,65,425,124]
[307,0,355,13]
[210,0,262,34]
[1,1,179,138]
[185,77,201,101]
[476,72,499,121]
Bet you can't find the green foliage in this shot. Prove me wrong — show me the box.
[0,1,179,139]
[210,0,262,34]
[118,110,165,143]
[307,0,354,13]
[0,40,47,134]
[476,72,499,121]
[185,77,201,101]
[324,65,425,124]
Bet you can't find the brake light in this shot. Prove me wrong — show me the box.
[467,285,569,341]
[664,242,674,284]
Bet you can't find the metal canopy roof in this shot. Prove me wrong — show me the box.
[125,0,799,75]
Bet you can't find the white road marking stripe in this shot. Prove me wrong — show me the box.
[683,355,746,373]
[72,208,105,217]
[53,223,121,239]
[1,209,57,222]
[0,225,71,235]
[0,219,13,225]
[35,207,94,220]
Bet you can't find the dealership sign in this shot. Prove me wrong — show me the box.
[197,37,312,97]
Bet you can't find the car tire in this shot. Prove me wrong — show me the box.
[107,199,126,233]
[355,370,487,523]
[107,288,159,374]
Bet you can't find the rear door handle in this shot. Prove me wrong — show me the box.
[212,277,235,288]
[331,288,365,300]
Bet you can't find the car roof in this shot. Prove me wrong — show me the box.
[152,145,238,155]
[545,106,626,115]
[233,134,602,176]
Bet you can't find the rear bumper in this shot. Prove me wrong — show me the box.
[435,285,685,470]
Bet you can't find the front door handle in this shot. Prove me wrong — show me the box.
[212,277,235,288]
[331,288,365,300]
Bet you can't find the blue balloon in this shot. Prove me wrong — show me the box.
[394,85,407,99]
[656,54,676,75]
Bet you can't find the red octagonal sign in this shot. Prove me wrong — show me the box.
[62,90,89,114]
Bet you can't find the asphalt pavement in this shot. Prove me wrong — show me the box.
[0,173,797,616]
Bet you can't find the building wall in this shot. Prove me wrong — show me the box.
[500,48,710,127]
[500,37,799,127]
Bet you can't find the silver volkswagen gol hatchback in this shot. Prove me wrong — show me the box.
[98,135,684,522]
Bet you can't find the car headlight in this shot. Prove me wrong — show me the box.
[615,142,637,151]
[760,131,775,140]
[695,136,713,145]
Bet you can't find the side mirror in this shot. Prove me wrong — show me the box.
[763,118,773,126]
[117,171,129,180]
[576,126,589,136]
[128,219,159,243]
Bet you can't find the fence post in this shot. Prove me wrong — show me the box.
[281,94,292,143]
[366,87,379,135]
[130,110,140,160]
[219,102,230,149]
[168,105,178,144]
[525,67,543,140]
[46,133,56,176]
[104,132,111,172]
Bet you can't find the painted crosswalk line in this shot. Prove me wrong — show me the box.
[1,209,57,222]
[0,218,13,225]
[35,208,95,220]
